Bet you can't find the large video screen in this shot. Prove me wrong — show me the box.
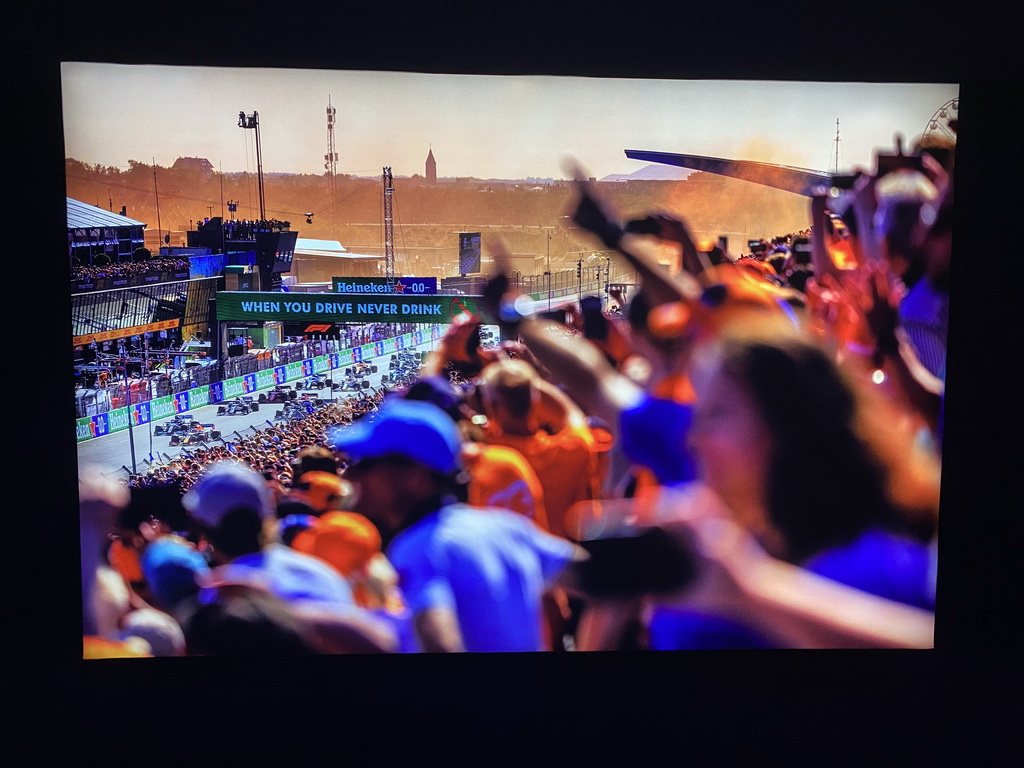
[64,61,957,660]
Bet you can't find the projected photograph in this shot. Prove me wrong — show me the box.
[66,62,954,657]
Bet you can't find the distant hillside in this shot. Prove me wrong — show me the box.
[601,164,696,182]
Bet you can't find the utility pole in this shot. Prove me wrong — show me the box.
[119,339,137,475]
[546,228,552,310]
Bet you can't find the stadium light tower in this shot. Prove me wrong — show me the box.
[238,110,266,220]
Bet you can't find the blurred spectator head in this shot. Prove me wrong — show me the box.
[292,445,339,481]
[184,586,318,656]
[688,329,904,563]
[330,398,466,536]
[120,608,186,657]
[141,537,210,611]
[80,466,130,638]
[478,359,538,427]
[874,170,939,287]
[291,511,382,580]
[182,461,275,562]
[292,470,353,514]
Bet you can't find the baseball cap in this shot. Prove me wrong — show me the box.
[292,511,382,577]
[329,398,464,475]
[182,461,275,528]
[141,537,210,608]
[296,471,352,513]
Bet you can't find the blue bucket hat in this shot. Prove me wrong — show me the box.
[330,397,464,475]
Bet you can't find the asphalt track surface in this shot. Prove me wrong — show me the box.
[76,344,439,481]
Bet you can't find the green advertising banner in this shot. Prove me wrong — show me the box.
[190,387,210,408]
[256,369,275,390]
[313,355,330,374]
[216,292,489,324]
[224,377,245,399]
[151,396,176,421]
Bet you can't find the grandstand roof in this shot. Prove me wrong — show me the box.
[296,238,348,253]
[295,238,379,260]
[67,197,147,230]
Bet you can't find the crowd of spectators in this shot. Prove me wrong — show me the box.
[71,255,190,282]
[81,130,951,657]
[126,391,385,493]
[210,217,292,240]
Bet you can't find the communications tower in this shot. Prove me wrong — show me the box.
[383,167,395,282]
[325,97,339,235]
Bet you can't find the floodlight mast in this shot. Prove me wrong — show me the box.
[383,167,395,283]
[238,111,266,220]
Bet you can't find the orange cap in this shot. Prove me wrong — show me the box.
[296,471,350,513]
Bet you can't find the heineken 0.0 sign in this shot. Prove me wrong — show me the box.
[216,292,489,324]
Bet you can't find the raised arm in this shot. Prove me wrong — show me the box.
[565,161,701,310]
[515,317,643,434]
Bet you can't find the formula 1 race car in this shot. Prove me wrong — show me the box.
[153,414,195,437]
[274,401,308,422]
[168,420,220,445]
[295,373,329,390]
[217,396,259,416]
[258,386,293,404]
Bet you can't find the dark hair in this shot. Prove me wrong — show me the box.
[275,498,318,521]
[184,588,318,655]
[718,336,906,563]
[293,445,338,480]
[121,483,188,533]
[202,507,265,560]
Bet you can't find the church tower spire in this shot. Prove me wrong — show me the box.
[425,146,437,184]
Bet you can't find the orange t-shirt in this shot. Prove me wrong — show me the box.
[83,636,152,659]
[463,442,549,531]
[108,539,144,584]
[484,423,604,540]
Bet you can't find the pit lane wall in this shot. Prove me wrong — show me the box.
[75,325,445,443]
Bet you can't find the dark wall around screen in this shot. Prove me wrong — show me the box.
[12,2,1024,763]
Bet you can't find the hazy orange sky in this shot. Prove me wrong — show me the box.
[61,62,958,182]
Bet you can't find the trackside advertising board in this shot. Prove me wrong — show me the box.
[331,277,437,295]
[215,292,489,324]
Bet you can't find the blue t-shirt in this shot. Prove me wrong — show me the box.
[369,605,420,654]
[648,609,778,650]
[803,527,935,611]
[387,504,576,652]
[648,527,935,650]
[619,393,698,486]
[201,544,355,608]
